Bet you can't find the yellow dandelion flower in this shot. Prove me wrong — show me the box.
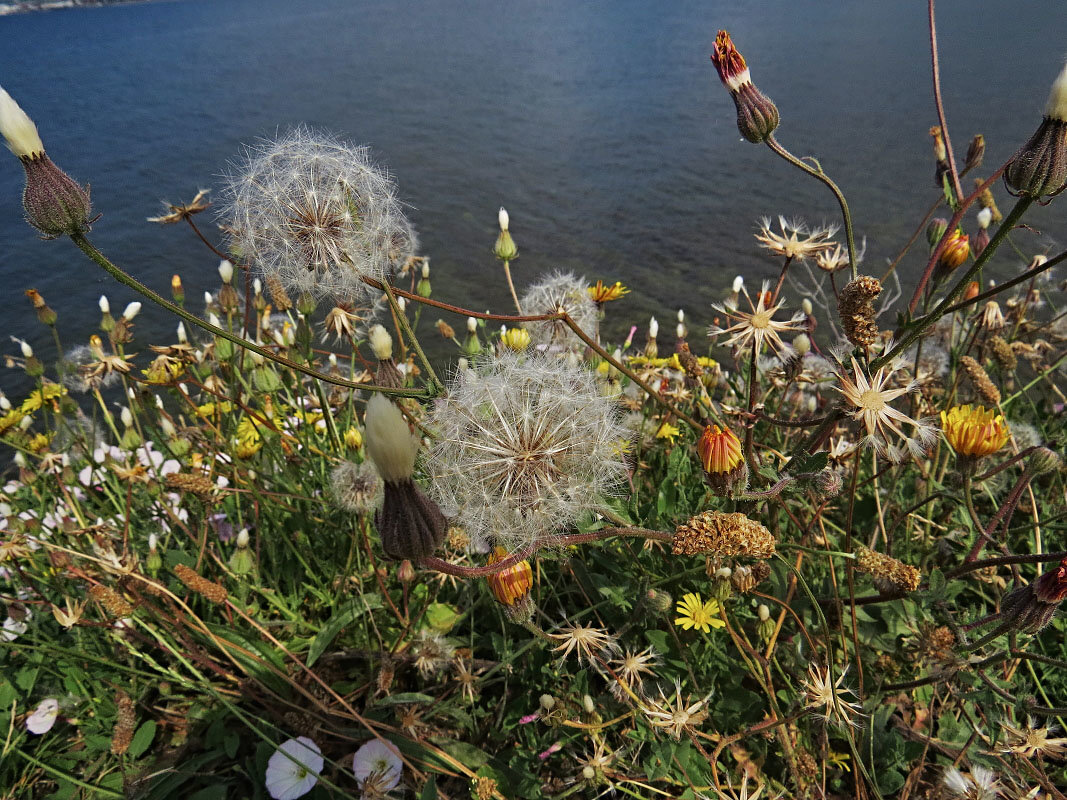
[0,408,26,435]
[697,425,743,474]
[500,327,531,351]
[674,592,725,633]
[20,383,66,414]
[587,280,630,304]
[344,427,363,449]
[828,751,851,772]
[655,421,681,443]
[941,404,1009,457]
[195,401,233,418]
[234,416,263,458]
[27,432,52,453]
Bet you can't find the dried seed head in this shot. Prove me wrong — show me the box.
[673,511,776,558]
[330,460,382,514]
[959,355,1001,405]
[837,276,882,347]
[519,272,598,350]
[989,335,1017,371]
[89,584,133,618]
[165,471,217,502]
[219,128,416,303]
[173,563,228,604]
[110,690,136,755]
[854,546,920,593]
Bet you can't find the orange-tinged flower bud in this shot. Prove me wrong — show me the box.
[940,404,1009,458]
[710,31,779,143]
[486,548,535,622]
[963,281,980,302]
[937,229,970,272]
[698,424,743,474]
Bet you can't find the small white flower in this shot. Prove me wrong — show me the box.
[25,698,59,735]
[2,614,28,641]
[368,324,393,360]
[352,738,403,793]
[732,275,744,293]
[218,259,234,284]
[122,302,141,321]
[648,316,659,338]
[498,206,510,231]
[98,295,110,314]
[264,737,323,800]
[18,340,33,359]
[977,207,992,229]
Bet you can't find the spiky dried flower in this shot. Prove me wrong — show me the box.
[998,718,1067,759]
[642,679,711,739]
[330,460,382,514]
[942,766,1000,800]
[854,545,920,593]
[165,471,216,502]
[609,646,659,701]
[408,629,455,679]
[550,622,619,665]
[218,128,416,303]
[834,356,938,462]
[519,272,598,349]
[755,216,838,261]
[959,355,1001,406]
[673,511,775,558]
[837,275,882,347]
[802,664,864,728]
[425,351,627,551]
[710,279,806,358]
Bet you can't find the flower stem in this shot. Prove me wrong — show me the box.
[766,135,858,282]
[502,260,523,315]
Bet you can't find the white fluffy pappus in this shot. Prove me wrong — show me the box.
[363,393,419,484]
[519,271,598,350]
[217,127,417,304]
[424,351,628,551]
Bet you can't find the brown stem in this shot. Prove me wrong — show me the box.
[927,0,965,205]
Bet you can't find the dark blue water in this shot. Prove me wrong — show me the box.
[2,0,1066,396]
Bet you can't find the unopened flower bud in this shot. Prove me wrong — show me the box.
[1,87,92,239]
[1005,64,1067,199]
[122,302,141,321]
[368,324,393,361]
[539,694,555,711]
[937,229,970,273]
[236,528,250,548]
[964,134,985,172]
[1031,447,1061,475]
[218,259,234,284]
[171,274,184,304]
[927,218,949,248]
[757,603,774,642]
[494,207,518,260]
[98,295,110,314]
[582,695,595,715]
[397,559,416,584]
[710,31,779,143]
[793,333,811,356]
[644,588,673,615]
[802,298,813,316]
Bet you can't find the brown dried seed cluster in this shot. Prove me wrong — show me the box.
[110,690,136,755]
[990,336,1017,371]
[919,624,956,661]
[854,546,921,593]
[959,355,1001,405]
[90,584,134,617]
[673,511,776,558]
[173,563,228,604]
[265,273,293,311]
[675,342,704,378]
[472,776,500,800]
[837,276,882,347]
[165,471,216,502]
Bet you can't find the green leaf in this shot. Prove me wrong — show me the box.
[644,629,672,656]
[927,567,946,600]
[307,599,375,667]
[127,720,157,759]
[435,738,490,769]
[419,776,438,800]
[188,786,229,800]
[422,602,461,634]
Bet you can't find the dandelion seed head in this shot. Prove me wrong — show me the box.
[425,351,627,551]
[218,128,416,304]
[519,272,598,350]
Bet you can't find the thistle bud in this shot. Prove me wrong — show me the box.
[713,566,732,603]
[494,207,519,261]
[645,316,659,359]
[145,533,162,573]
[1030,446,1061,475]
[963,281,980,302]
[417,261,431,297]
[1004,64,1067,199]
[644,588,673,615]
[697,424,747,497]
[710,31,780,143]
[1,87,92,239]
[397,559,416,585]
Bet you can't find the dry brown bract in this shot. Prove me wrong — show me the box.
[837,275,882,347]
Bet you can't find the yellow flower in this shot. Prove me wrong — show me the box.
[674,592,725,633]
[20,382,66,414]
[0,408,26,435]
[828,751,851,772]
[195,401,233,418]
[587,280,629,304]
[655,421,680,443]
[27,432,51,453]
[486,547,534,607]
[142,356,183,384]
[344,427,363,449]
[697,425,743,474]
[234,416,263,458]
[941,404,1009,457]
[500,327,531,351]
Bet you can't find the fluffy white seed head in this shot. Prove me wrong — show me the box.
[733,275,744,293]
[148,533,158,551]
[498,206,510,231]
[0,86,43,158]
[19,340,32,358]
[368,324,393,360]
[424,351,628,551]
[421,261,430,279]
[218,128,417,303]
[977,207,992,229]
[98,295,110,314]
[160,416,176,438]
[253,278,262,295]
[203,291,213,308]
[364,393,419,483]
[177,322,187,343]
[1044,62,1067,121]
[122,302,141,321]
[676,323,685,339]
[519,272,598,350]
[396,296,406,313]
[467,316,478,334]
[218,259,234,284]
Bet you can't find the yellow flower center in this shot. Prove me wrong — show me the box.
[858,389,885,412]
[749,310,771,329]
